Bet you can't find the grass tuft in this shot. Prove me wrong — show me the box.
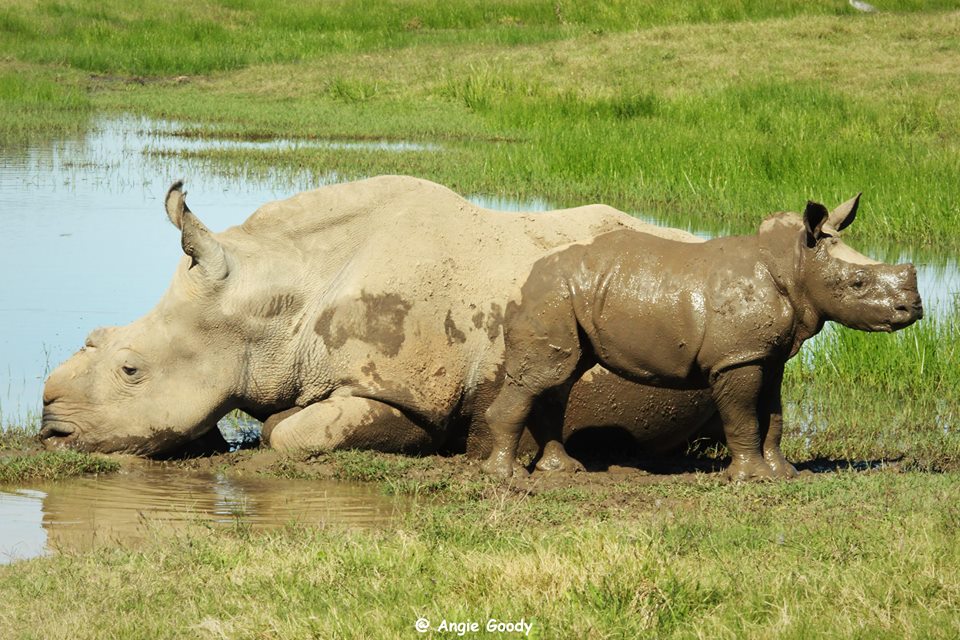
[0,450,120,484]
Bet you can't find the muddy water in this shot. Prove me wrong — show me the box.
[0,465,405,564]
[1,115,956,422]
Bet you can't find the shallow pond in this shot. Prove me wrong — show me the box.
[0,465,404,564]
[1,115,956,424]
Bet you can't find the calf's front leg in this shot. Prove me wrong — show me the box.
[711,364,777,481]
[758,363,798,478]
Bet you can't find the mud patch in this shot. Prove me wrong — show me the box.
[444,310,467,344]
[315,291,413,356]
[484,303,504,341]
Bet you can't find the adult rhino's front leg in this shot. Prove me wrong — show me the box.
[711,364,778,481]
[264,396,435,455]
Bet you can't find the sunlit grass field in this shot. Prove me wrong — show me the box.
[782,313,960,469]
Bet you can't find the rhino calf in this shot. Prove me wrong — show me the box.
[482,196,923,480]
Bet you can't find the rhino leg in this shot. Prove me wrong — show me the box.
[267,396,434,455]
[533,386,586,473]
[261,407,303,445]
[711,365,777,481]
[759,364,798,479]
[480,381,532,477]
[482,301,588,479]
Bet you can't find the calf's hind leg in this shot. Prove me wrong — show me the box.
[481,302,587,479]
[266,396,434,455]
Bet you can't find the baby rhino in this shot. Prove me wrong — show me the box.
[482,196,923,480]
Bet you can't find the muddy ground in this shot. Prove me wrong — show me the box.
[122,444,900,497]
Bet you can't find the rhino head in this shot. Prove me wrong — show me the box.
[763,194,923,341]
[40,183,297,455]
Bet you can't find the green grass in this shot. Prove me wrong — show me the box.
[0,450,119,484]
[0,419,40,453]
[1,4,960,247]
[782,313,960,470]
[2,471,959,638]
[0,68,91,144]
[93,9,960,249]
[154,73,960,247]
[0,419,119,483]
[4,0,954,76]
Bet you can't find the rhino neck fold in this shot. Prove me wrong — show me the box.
[758,234,824,357]
[232,324,310,416]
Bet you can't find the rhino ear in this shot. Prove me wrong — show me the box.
[828,192,861,232]
[803,201,830,248]
[164,181,229,280]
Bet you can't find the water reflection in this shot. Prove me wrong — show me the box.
[0,466,404,564]
[0,116,956,424]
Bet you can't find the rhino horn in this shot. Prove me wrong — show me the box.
[164,181,229,280]
[825,192,861,234]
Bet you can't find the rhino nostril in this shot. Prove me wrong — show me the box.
[39,423,76,440]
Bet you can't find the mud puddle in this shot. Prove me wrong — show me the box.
[0,464,406,565]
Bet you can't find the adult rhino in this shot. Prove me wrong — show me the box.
[41,176,706,458]
[39,177,920,475]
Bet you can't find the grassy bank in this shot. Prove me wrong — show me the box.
[781,312,960,470]
[0,67,91,144]
[5,0,954,76]
[1,470,958,638]
[0,421,119,483]
[0,3,959,247]
[0,450,119,484]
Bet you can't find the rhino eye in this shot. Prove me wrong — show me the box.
[122,366,139,376]
[852,279,865,289]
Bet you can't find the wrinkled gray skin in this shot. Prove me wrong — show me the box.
[481,195,924,480]
[41,176,708,457]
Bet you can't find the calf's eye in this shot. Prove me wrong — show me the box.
[122,366,139,376]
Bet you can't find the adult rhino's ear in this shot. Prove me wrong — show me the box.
[164,181,229,280]
[827,192,861,233]
[803,201,830,248]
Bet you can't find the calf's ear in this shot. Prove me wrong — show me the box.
[828,193,861,232]
[164,181,229,280]
[803,201,829,247]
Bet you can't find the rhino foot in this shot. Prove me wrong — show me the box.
[764,451,799,479]
[535,441,586,474]
[481,451,530,480]
[725,456,777,482]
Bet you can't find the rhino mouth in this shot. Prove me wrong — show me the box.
[881,301,923,332]
[39,416,81,449]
